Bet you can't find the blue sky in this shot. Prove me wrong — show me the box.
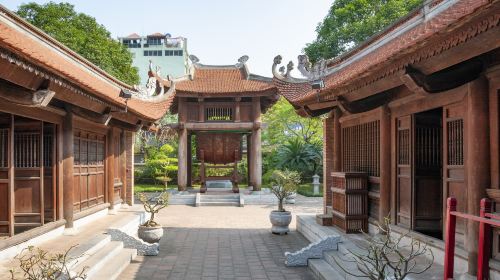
[2,0,333,77]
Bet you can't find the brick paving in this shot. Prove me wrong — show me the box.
[120,195,321,280]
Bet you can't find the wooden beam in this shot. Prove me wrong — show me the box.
[0,79,55,107]
[184,122,254,131]
[400,73,429,96]
[71,106,111,125]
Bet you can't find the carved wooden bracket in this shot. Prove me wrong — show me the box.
[0,80,55,107]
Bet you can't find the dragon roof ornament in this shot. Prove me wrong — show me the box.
[272,54,329,84]
[131,60,175,102]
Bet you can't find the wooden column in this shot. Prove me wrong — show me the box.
[198,98,204,122]
[466,77,490,275]
[249,97,262,190]
[8,115,14,236]
[487,68,500,189]
[178,97,188,191]
[120,130,127,204]
[235,97,241,122]
[246,134,251,185]
[379,106,391,225]
[62,109,74,228]
[107,128,115,210]
[332,108,342,172]
[178,128,188,191]
[187,133,192,188]
[322,111,335,214]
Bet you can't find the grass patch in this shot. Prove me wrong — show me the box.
[134,183,178,193]
[297,184,323,197]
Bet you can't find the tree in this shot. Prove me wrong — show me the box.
[276,137,322,179]
[17,2,140,85]
[263,98,323,145]
[304,0,423,63]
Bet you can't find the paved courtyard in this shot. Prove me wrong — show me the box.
[120,195,322,280]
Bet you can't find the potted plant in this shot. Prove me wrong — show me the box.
[269,169,301,234]
[137,192,169,243]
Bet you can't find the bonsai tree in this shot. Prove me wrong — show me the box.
[138,192,169,227]
[10,245,87,280]
[270,169,301,212]
[334,217,434,280]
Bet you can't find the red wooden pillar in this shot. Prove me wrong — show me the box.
[62,109,74,228]
[332,108,342,172]
[478,198,492,280]
[466,77,490,275]
[187,133,192,188]
[322,111,335,214]
[120,130,127,204]
[178,98,188,191]
[249,96,262,190]
[107,128,115,210]
[444,197,457,280]
[8,114,14,236]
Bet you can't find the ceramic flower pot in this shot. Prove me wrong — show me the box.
[269,210,292,234]
[138,225,164,243]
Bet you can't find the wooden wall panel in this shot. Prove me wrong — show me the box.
[396,115,412,228]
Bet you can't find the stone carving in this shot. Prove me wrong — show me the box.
[272,54,328,83]
[133,60,164,98]
[284,235,340,266]
[236,55,249,67]
[108,228,160,256]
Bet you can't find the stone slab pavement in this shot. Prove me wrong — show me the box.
[120,195,322,280]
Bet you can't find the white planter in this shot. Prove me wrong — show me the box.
[269,210,292,234]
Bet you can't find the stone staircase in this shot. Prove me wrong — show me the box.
[296,215,445,280]
[66,210,144,280]
[199,193,241,206]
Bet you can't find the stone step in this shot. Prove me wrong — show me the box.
[72,241,124,279]
[199,201,240,207]
[91,248,137,280]
[308,259,343,280]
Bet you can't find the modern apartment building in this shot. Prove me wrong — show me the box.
[118,33,189,85]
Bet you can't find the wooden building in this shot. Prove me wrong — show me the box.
[0,6,171,248]
[273,0,499,276]
[161,55,279,192]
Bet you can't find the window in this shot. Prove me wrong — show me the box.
[342,120,380,177]
[144,50,162,57]
[147,38,162,45]
[165,50,183,56]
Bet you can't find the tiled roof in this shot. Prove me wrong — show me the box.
[275,0,496,108]
[125,33,141,39]
[175,66,276,96]
[148,32,165,37]
[0,5,171,121]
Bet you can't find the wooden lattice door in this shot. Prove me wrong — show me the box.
[443,103,466,240]
[74,130,105,212]
[396,115,412,228]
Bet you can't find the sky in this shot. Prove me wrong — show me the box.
[2,0,333,77]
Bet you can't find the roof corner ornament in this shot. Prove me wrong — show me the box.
[189,54,200,65]
[297,55,327,81]
[236,55,249,67]
[132,60,170,99]
[272,55,308,84]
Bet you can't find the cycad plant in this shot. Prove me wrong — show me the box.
[270,170,301,212]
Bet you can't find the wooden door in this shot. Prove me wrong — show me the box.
[396,115,412,228]
[443,103,467,239]
[74,130,105,212]
[413,110,442,236]
[0,122,10,236]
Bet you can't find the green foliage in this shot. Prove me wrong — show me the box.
[16,2,139,85]
[297,184,323,197]
[276,138,322,178]
[135,183,178,193]
[139,144,178,186]
[263,98,323,145]
[271,170,301,212]
[304,0,423,63]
